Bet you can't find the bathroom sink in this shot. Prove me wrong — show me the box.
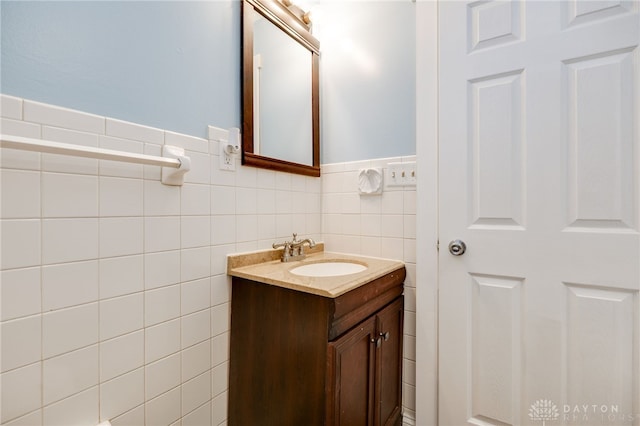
[289,261,367,277]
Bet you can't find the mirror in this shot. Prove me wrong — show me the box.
[242,0,320,177]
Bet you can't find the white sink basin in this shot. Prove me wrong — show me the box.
[289,261,367,277]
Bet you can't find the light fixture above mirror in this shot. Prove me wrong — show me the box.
[242,0,321,177]
[278,0,312,27]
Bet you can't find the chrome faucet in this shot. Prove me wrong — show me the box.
[273,233,316,262]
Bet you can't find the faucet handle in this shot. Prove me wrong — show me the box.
[272,241,290,250]
[273,234,314,262]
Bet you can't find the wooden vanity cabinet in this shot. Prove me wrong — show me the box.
[326,297,404,426]
[228,267,405,426]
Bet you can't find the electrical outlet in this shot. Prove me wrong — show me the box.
[387,161,416,187]
[219,142,235,171]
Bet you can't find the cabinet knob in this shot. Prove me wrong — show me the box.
[371,337,382,348]
[380,331,390,341]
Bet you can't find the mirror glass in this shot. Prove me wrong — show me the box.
[242,0,320,177]
[253,14,312,165]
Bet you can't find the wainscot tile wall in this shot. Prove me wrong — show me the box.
[0,94,321,426]
[0,95,417,426]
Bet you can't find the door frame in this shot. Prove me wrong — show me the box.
[415,1,439,425]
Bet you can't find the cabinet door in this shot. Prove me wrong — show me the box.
[327,316,377,426]
[376,297,404,426]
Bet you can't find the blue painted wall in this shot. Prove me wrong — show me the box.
[1,1,240,138]
[1,0,415,163]
[315,1,415,164]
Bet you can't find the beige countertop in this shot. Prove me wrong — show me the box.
[227,247,405,298]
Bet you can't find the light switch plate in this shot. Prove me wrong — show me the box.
[387,162,416,187]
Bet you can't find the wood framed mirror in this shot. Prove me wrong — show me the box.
[242,0,320,177]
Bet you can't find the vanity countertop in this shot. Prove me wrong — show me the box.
[227,246,405,298]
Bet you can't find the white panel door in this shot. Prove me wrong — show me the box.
[438,1,640,425]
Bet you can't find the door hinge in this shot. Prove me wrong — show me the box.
[437,240,440,251]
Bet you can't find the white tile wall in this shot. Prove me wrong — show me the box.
[99,293,144,341]
[145,354,181,401]
[145,386,181,426]
[110,404,145,426]
[1,95,22,120]
[0,267,41,321]
[42,386,99,426]
[43,345,99,405]
[99,177,144,217]
[182,401,212,426]
[1,315,41,372]
[99,255,144,299]
[1,363,42,424]
[3,410,42,426]
[210,391,227,426]
[182,340,212,382]
[181,183,211,216]
[181,371,211,415]
[144,250,181,290]
[145,319,181,364]
[24,100,104,134]
[42,218,98,264]
[99,331,144,382]
[42,173,98,217]
[211,332,229,371]
[180,246,211,282]
[0,96,416,425]
[99,217,144,257]
[144,285,181,327]
[211,361,228,396]
[1,219,41,269]
[1,169,40,218]
[181,309,211,349]
[42,260,99,311]
[105,118,164,145]
[144,216,181,253]
[100,368,145,421]
[182,278,211,315]
[42,303,98,358]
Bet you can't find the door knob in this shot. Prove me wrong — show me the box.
[448,240,466,256]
